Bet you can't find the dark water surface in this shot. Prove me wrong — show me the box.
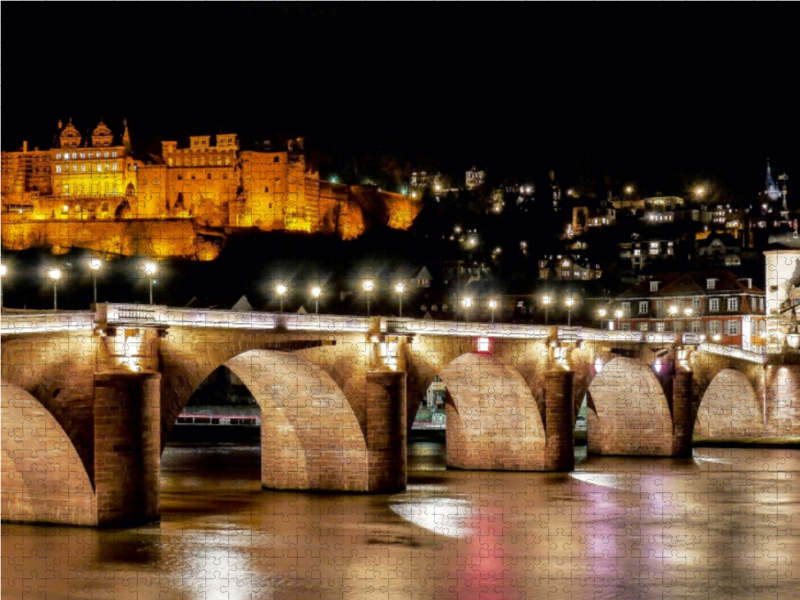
[4,439,800,599]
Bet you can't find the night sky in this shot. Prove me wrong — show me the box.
[4,4,798,200]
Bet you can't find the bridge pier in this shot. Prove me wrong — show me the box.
[670,370,694,457]
[93,371,161,526]
[365,371,407,492]
[544,370,575,471]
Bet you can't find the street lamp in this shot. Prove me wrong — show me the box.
[144,262,157,306]
[463,298,473,322]
[489,299,498,323]
[90,258,102,304]
[49,268,61,310]
[668,305,678,334]
[364,280,374,316]
[276,284,288,313]
[396,282,406,317]
[0,264,7,307]
[542,294,552,326]
[614,309,623,331]
[311,286,321,314]
[565,295,575,327]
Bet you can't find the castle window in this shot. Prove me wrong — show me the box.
[112,151,117,157]
[168,158,173,166]
[64,153,69,160]
[97,164,102,172]
[104,152,109,158]
[62,205,69,212]
[56,165,62,173]
[207,173,212,180]
[112,164,117,172]
[274,157,280,163]
[72,164,78,172]
[56,153,62,159]
[225,157,230,165]
[79,153,85,159]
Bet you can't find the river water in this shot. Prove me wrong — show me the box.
[3,437,800,600]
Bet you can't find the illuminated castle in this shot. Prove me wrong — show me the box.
[1,119,422,257]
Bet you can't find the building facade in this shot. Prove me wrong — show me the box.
[608,270,766,351]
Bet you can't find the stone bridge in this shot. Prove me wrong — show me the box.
[2,303,797,526]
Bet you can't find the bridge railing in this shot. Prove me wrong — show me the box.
[0,310,95,335]
[384,317,550,339]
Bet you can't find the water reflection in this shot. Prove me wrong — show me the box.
[3,441,800,599]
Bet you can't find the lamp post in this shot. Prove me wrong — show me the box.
[668,305,678,336]
[542,295,551,326]
[597,308,606,330]
[463,298,472,322]
[683,307,694,342]
[311,286,321,314]
[49,268,61,310]
[364,280,374,316]
[489,299,497,324]
[144,262,157,306]
[90,258,101,304]
[396,282,405,317]
[0,264,6,307]
[614,310,623,332]
[277,284,287,313]
[565,295,575,327]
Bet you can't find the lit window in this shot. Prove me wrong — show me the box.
[710,298,720,312]
[622,302,631,317]
[72,153,77,159]
[692,298,701,312]
[56,165,62,173]
[56,153,62,159]
[104,152,109,158]
[477,337,490,353]
[64,153,69,160]
[97,164,102,172]
[727,297,738,311]
[112,151,117,157]
[725,320,740,336]
[708,321,721,335]
[112,164,117,172]
[639,301,649,314]
[707,279,716,289]
[638,323,649,332]
[650,281,660,292]
[691,321,703,334]
[72,164,77,172]
[656,322,666,332]
[62,204,69,212]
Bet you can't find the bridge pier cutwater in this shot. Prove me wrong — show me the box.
[0,302,788,527]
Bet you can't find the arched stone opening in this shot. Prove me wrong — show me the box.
[438,353,546,470]
[1,382,96,525]
[587,356,673,455]
[695,368,764,439]
[163,350,370,492]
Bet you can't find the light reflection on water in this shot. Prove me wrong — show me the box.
[3,441,800,599]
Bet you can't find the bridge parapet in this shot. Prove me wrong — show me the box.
[0,310,95,335]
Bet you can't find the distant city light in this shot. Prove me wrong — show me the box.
[330,175,338,184]
[625,186,633,194]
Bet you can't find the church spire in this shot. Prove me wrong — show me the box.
[122,118,131,154]
[766,159,781,201]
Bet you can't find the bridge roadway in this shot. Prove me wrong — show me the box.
[2,303,797,527]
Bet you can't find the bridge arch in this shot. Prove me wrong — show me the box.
[167,350,369,492]
[695,368,764,438]
[587,356,673,455]
[1,382,96,524]
[438,353,546,470]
